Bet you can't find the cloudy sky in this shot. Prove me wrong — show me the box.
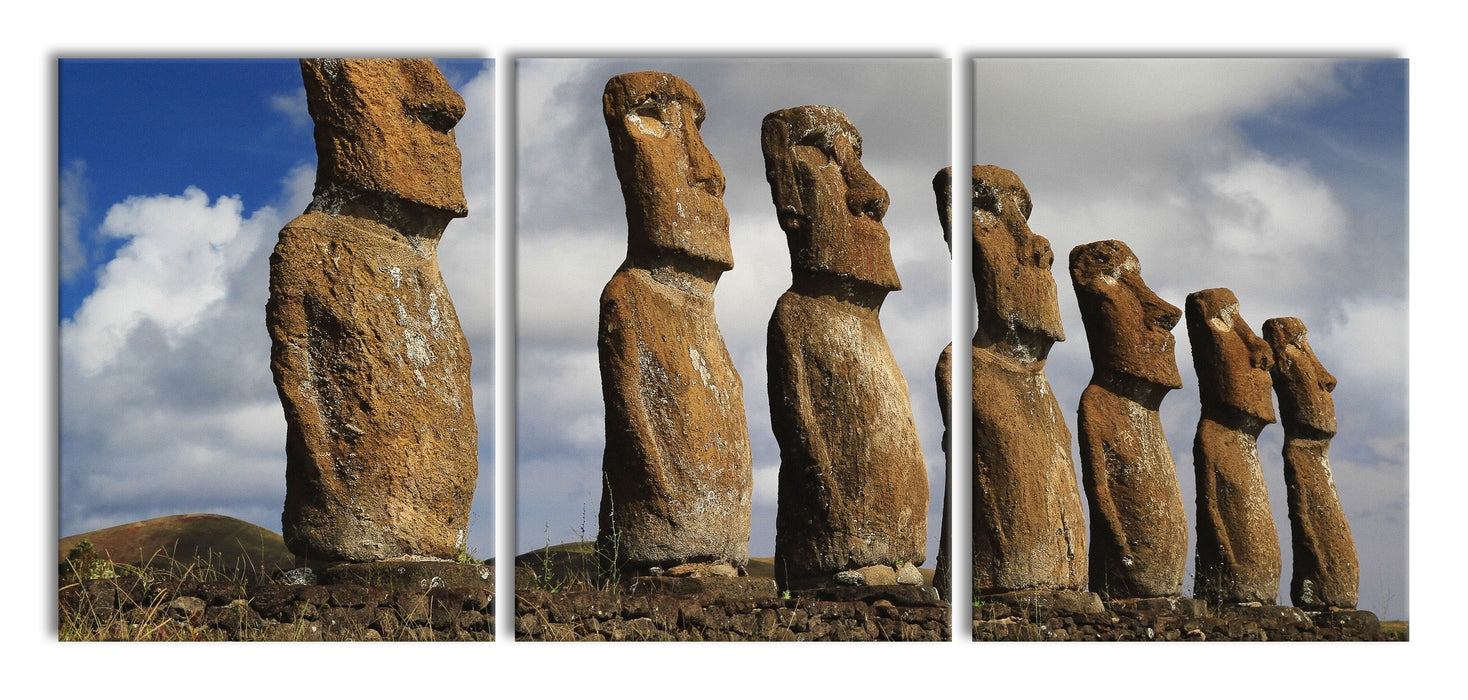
[57,58,498,558]
[972,59,1408,618]
[53,56,1409,621]
[515,59,952,563]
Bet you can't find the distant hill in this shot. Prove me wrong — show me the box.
[59,513,296,579]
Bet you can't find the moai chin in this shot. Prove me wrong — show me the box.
[1070,240,1188,598]
[596,72,753,578]
[762,105,928,590]
[932,167,955,603]
[268,59,478,563]
[1264,317,1359,609]
[969,165,1087,594]
[1186,288,1281,604]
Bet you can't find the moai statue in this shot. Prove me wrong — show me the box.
[969,165,1086,594]
[1186,288,1281,604]
[932,168,955,603]
[762,105,928,590]
[268,59,478,563]
[1263,317,1359,609]
[1070,240,1188,598]
[596,72,753,578]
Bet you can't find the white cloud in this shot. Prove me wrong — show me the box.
[752,463,779,508]
[439,61,496,387]
[59,160,89,282]
[1202,154,1346,255]
[269,87,310,130]
[1319,296,1408,384]
[61,187,279,375]
[59,177,288,538]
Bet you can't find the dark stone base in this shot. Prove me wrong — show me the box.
[973,595,1390,641]
[515,586,950,641]
[626,575,779,598]
[1307,609,1381,635]
[791,584,941,605]
[979,589,1105,614]
[1107,595,1209,617]
[319,560,493,588]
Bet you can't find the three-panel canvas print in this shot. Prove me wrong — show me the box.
[57,57,1407,642]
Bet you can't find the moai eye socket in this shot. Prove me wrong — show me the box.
[407,99,459,133]
[973,180,1000,215]
[628,102,669,138]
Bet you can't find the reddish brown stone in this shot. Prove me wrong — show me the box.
[968,166,1086,594]
[269,59,477,563]
[597,73,752,575]
[1186,288,1280,604]
[1070,240,1187,598]
[762,106,927,590]
[1264,317,1358,609]
[931,167,954,602]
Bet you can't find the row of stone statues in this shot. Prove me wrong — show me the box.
[596,73,928,589]
[934,165,1358,609]
[262,62,1357,612]
[594,70,1359,610]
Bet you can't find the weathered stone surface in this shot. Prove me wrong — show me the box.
[665,562,740,578]
[625,575,779,598]
[1186,288,1280,604]
[967,165,1086,593]
[318,560,493,588]
[762,106,927,590]
[596,72,752,576]
[1264,317,1359,610]
[513,587,949,641]
[932,168,955,603]
[269,59,477,563]
[856,565,899,586]
[1070,240,1188,598]
[980,589,1106,615]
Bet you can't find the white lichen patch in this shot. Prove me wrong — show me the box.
[379,265,402,289]
[404,328,434,367]
[1100,256,1139,285]
[1209,302,1239,332]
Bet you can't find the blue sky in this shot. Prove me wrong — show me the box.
[57,58,497,557]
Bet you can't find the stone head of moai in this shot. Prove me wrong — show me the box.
[1069,240,1183,394]
[933,166,954,252]
[603,72,732,278]
[1185,288,1276,424]
[761,105,901,297]
[1263,317,1338,438]
[972,165,1065,358]
[300,59,467,235]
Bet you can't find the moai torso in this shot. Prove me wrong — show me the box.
[1187,288,1281,604]
[268,59,478,562]
[1264,317,1358,609]
[596,72,752,576]
[969,166,1086,593]
[762,106,927,590]
[1070,240,1188,598]
[932,167,955,602]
